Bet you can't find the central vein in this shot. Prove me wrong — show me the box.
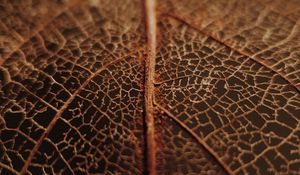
[144,0,157,174]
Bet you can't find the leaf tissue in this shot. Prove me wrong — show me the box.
[0,0,299,174]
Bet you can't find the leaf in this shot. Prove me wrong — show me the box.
[0,0,299,174]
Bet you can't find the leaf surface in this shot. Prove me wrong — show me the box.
[0,0,299,174]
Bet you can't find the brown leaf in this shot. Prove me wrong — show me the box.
[0,0,299,174]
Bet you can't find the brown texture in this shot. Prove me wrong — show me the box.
[0,0,299,174]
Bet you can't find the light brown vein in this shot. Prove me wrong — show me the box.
[144,0,157,174]
[0,0,82,66]
[154,101,234,175]
[19,54,130,175]
[161,13,300,93]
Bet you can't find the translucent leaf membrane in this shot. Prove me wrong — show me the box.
[155,111,227,175]
[158,0,300,90]
[154,17,300,174]
[0,0,300,174]
[0,0,79,60]
[0,0,146,174]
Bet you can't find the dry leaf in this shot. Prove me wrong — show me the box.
[0,0,299,174]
